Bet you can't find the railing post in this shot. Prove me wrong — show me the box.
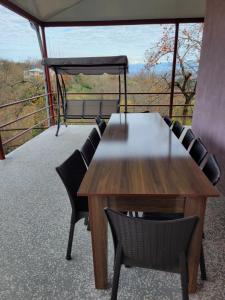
[41,26,55,125]
[169,22,179,118]
[0,133,5,160]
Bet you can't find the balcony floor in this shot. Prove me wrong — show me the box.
[0,125,225,300]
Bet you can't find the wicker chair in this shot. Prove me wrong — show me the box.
[105,208,198,300]
[81,138,95,166]
[172,120,184,138]
[98,120,107,135]
[56,150,88,260]
[88,128,101,150]
[189,138,208,165]
[163,115,173,127]
[142,153,221,281]
[95,115,102,126]
[182,129,195,150]
[95,115,107,135]
[202,154,221,185]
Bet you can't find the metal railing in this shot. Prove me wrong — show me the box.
[0,93,54,159]
[66,92,194,120]
[0,91,194,159]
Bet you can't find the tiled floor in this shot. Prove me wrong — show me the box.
[0,125,224,300]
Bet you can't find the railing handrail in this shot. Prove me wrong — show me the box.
[66,91,193,95]
[120,104,194,107]
[0,93,52,109]
[2,117,52,146]
[0,105,52,129]
[0,91,194,159]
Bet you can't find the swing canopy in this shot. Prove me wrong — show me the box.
[42,55,129,135]
[43,55,128,75]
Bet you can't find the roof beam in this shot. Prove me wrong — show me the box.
[0,0,43,25]
[42,17,204,27]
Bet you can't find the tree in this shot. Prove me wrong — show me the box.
[145,24,203,124]
[0,59,46,154]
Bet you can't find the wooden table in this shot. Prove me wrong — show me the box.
[78,113,219,293]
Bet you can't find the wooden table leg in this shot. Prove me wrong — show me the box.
[88,196,108,289]
[184,197,207,293]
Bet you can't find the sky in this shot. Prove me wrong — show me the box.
[0,4,167,64]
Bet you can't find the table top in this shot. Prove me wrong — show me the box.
[78,113,219,198]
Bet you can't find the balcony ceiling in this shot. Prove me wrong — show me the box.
[1,0,205,26]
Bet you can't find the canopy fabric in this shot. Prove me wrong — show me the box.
[43,56,128,75]
[1,0,205,25]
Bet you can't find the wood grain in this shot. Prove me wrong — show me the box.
[88,196,108,289]
[184,196,207,293]
[79,113,219,198]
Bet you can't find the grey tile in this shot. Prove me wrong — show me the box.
[0,125,224,300]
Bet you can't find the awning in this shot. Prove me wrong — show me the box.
[0,0,205,26]
[42,56,128,75]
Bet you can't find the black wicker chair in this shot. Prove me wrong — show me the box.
[182,129,195,150]
[202,154,221,185]
[95,115,107,135]
[142,154,221,281]
[56,150,88,260]
[98,120,107,135]
[172,120,184,138]
[189,138,208,165]
[88,128,101,150]
[95,115,102,126]
[105,208,198,300]
[81,138,95,166]
[164,115,173,127]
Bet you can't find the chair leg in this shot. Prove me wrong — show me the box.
[87,220,90,231]
[180,254,189,300]
[84,216,91,231]
[84,216,88,226]
[55,113,61,136]
[66,221,75,260]
[111,247,122,300]
[200,243,207,280]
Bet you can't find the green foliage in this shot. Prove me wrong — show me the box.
[0,59,45,105]
[69,74,92,92]
[0,59,47,153]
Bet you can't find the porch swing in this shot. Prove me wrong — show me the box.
[43,55,128,136]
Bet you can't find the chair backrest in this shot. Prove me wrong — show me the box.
[189,138,208,165]
[202,154,221,185]
[95,115,102,126]
[64,99,119,119]
[88,128,101,150]
[81,138,95,166]
[98,120,107,135]
[84,100,101,117]
[164,115,173,127]
[56,150,88,212]
[172,120,184,138]
[182,129,195,150]
[101,100,119,116]
[66,100,83,117]
[105,208,198,270]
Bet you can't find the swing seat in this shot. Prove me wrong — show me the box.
[65,99,120,119]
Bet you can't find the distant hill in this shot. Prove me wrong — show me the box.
[129,62,198,75]
[129,64,145,74]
